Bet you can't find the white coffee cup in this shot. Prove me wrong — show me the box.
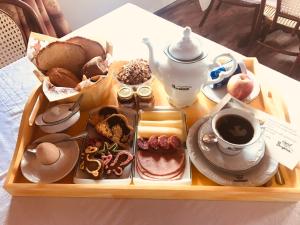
[204,108,263,155]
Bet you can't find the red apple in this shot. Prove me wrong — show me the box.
[227,73,254,100]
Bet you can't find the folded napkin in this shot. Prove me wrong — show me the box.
[0,58,40,175]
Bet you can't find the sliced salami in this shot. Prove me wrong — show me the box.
[148,135,159,150]
[168,135,182,150]
[158,135,170,151]
[137,138,149,150]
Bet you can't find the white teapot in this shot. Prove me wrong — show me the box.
[143,26,237,108]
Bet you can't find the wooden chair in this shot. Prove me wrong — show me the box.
[0,0,46,68]
[198,0,264,46]
[256,0,300,73]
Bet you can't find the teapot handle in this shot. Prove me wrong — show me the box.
[205,53,237,86]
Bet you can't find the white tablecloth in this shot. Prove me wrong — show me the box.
[1,4,300,225]
[0,58,39,176]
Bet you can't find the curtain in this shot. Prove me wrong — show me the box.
[0,0,71,38]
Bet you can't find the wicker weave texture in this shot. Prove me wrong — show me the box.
[0,10,26,68]
[281,0,300,20]
[264,4,298,28]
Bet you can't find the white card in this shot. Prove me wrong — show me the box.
[263,116,300,170]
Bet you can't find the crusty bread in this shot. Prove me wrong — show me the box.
[36,41,86,75]
[46,67,80,88]
[95,114,133,147]
[81,56,108,78]
[66,36,106,61]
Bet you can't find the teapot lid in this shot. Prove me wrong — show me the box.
[167,27,204,62]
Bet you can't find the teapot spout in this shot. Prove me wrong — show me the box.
[143,38,160,75]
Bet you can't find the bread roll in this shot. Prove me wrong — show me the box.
[138,125,184,141]
[67,36,106,61]
[81,56,108,78]
[36,41,86,75]
[46,67,80,88]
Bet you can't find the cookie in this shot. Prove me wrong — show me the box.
[80,151,104,179]
[105,150,134,176]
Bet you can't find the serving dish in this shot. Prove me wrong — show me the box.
[187,117,278,186]
[201,70,260,103]
[73,106,137,185]
[3,58,300,201]
[197,118,266,173]
[21,133,80,183]
[35,103,80,133]
[110,60,154,90]
[133,108,191,185]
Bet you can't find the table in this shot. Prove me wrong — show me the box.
[1,3,300,225]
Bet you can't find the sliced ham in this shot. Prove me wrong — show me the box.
[136,160,184,180]
[136,148,185,179]
[137,164,184,180]
[136,153,185,177]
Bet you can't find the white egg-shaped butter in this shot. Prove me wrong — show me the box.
[36,142,61,165]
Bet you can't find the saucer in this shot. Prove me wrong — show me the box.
[186,117,278,186]
[35,103,80,133]
[21,133,79,183]
[201,70,260,103]
[198,119,265,174]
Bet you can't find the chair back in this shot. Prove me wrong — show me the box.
[277,0,300,22]
[0,0,46,33]
[0,0,47,68]
[0,9,26,68]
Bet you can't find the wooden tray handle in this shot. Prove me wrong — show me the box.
[27,85,44,126]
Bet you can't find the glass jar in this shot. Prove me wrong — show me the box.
[136,85,154,109]
[117,87,136,108]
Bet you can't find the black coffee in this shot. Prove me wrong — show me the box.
[216,114,254,144]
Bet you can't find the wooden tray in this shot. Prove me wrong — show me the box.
[4,59,300,201]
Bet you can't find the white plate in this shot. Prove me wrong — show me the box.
[198,119,265,174]
[187,117,278,186]
[201,70,260,103]
[21,133,80,183]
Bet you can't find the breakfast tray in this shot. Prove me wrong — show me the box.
[4,58,300,201]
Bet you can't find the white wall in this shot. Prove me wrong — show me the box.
[59,0,176,30]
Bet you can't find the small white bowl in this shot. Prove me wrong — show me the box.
[114,73,154,90]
